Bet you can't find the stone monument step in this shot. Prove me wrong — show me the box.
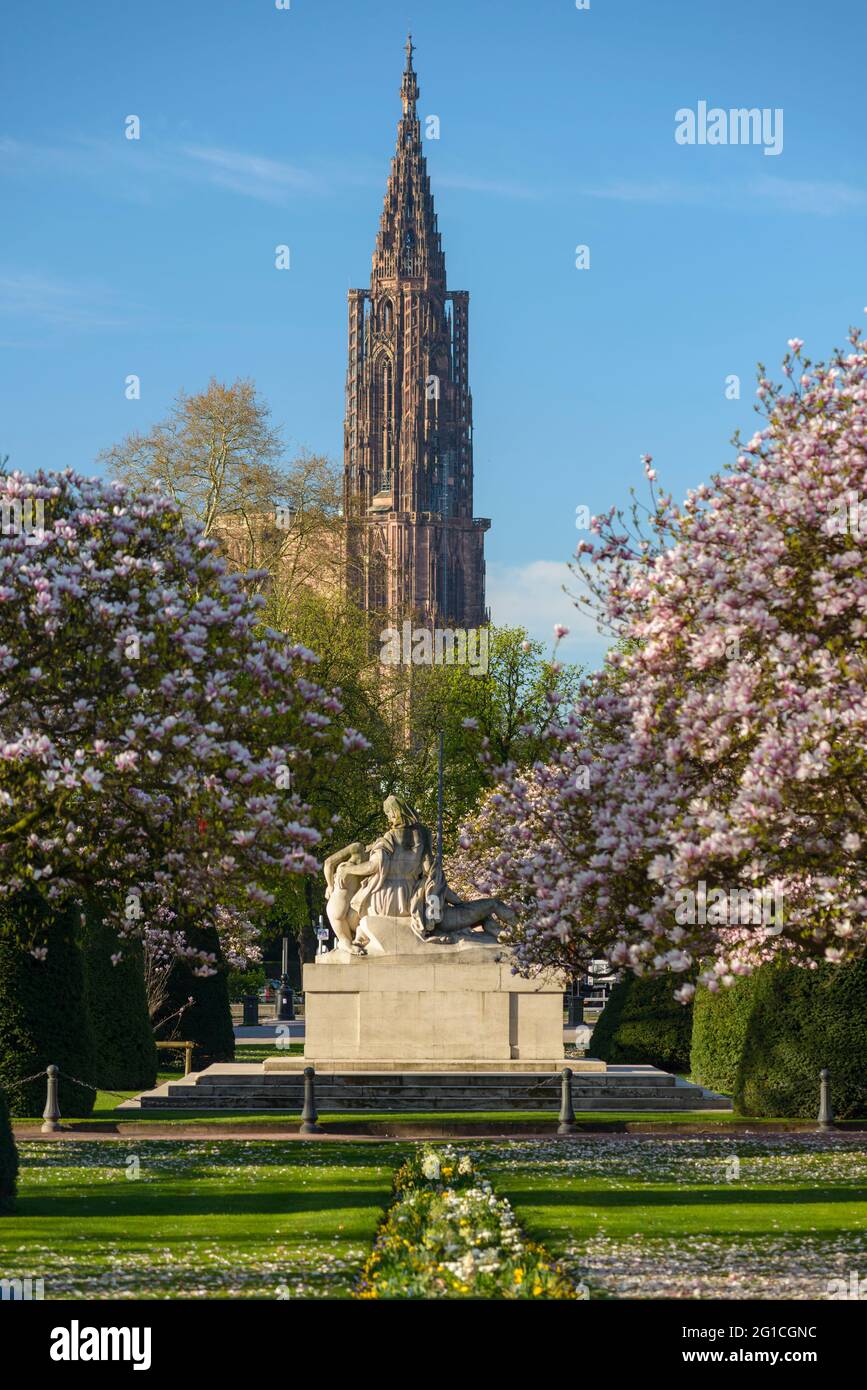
[135,1062,731,1112]
[166,1082,681,1100]
[266,1057,606,1074]
[194,1061,678,1084]
[140,1091,730,1112]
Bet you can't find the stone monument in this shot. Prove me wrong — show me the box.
[266,796,604,1075]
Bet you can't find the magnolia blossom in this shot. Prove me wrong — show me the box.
[0,469,367,964]
[458,325,867,988]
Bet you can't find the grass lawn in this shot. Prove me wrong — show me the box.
[484,1135,867,1298]
[231,1043,304,1062]
[0,1140,398,1298]
[4,1134,866,1299]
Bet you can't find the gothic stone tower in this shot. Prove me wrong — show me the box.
[343,37,489,629]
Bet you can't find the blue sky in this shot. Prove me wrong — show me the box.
[2,0,866,668]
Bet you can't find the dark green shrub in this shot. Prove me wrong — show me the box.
[736,959,867,1118]
[0,893,96,1118]
[691,959,867,1118]
[153,920,234,1071]
[590,973,693,1073]
[0,1088,17,1213]
[81,906,158,1092]
[690,974,756,1095]
[226,966,266,1003]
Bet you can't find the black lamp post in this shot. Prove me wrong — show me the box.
[277,927,294,1021]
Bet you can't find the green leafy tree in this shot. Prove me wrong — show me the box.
[399,627,582,853]
[99,378,343,597]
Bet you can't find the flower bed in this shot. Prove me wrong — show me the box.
[356,1146,578,1299]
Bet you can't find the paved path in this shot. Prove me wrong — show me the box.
[14,1122,844,1142]
[234,1021,304,1041]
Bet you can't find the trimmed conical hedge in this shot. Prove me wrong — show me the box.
[153,920,234,1071]
[0,1088,17,1213]
[0,893,96,1118]
[691,959,867,1118]
[590,973,693,1073]
[81,906,158,1092]
[689,974,755,1095]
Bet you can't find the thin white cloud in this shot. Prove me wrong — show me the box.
[437,172,543,200]
[180,144,326,202]
[4,131,865,218]
[583,178,705,205]
[748,175,867,215]
[0,132,329,206]
[486,558,608,668]
[583,174,867,216]
[0,272,129,330]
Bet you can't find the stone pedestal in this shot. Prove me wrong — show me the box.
[286,914,584,1073]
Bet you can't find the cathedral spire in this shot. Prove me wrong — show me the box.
[343,38,489,630]
[372,38,444,287]
[402,33,418,114]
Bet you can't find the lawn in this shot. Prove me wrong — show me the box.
[0,1140,397,1298]
[4,1134,866,1299]
[484,1135,867,1298]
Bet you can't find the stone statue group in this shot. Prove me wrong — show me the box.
[324,795,516,956]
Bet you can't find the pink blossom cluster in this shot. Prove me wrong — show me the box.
[455,326,867,993]
[0,469,366,960]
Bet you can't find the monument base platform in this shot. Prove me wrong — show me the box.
[134,1063,732,1111]
[301,924,568,1067]
[264,1057,605,1074]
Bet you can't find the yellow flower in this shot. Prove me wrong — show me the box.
[514,1269,524,1284]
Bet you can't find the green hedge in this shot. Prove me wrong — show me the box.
[154,921,234,1071]
[81,907,158,1092]
[0,893,96,1118]
[691,959,867,1118]
[0,1088,17,1213]
[590,973,693,1073]
[690,975,756,1095]
[227,966,266,1003]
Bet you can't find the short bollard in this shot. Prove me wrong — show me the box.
[818,1067,834,1131]
[558,1066,577,1135]
[300,1066,323,1135]
[241,993,259,1027]
[41,1064,62,1134]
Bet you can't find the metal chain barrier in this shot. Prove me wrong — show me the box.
[525,1073,561,1093]
[0,1068,53,1095]
[56,1068,133,1103]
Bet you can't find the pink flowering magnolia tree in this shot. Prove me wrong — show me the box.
[0,469,366,962]
[457,324,867,995]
